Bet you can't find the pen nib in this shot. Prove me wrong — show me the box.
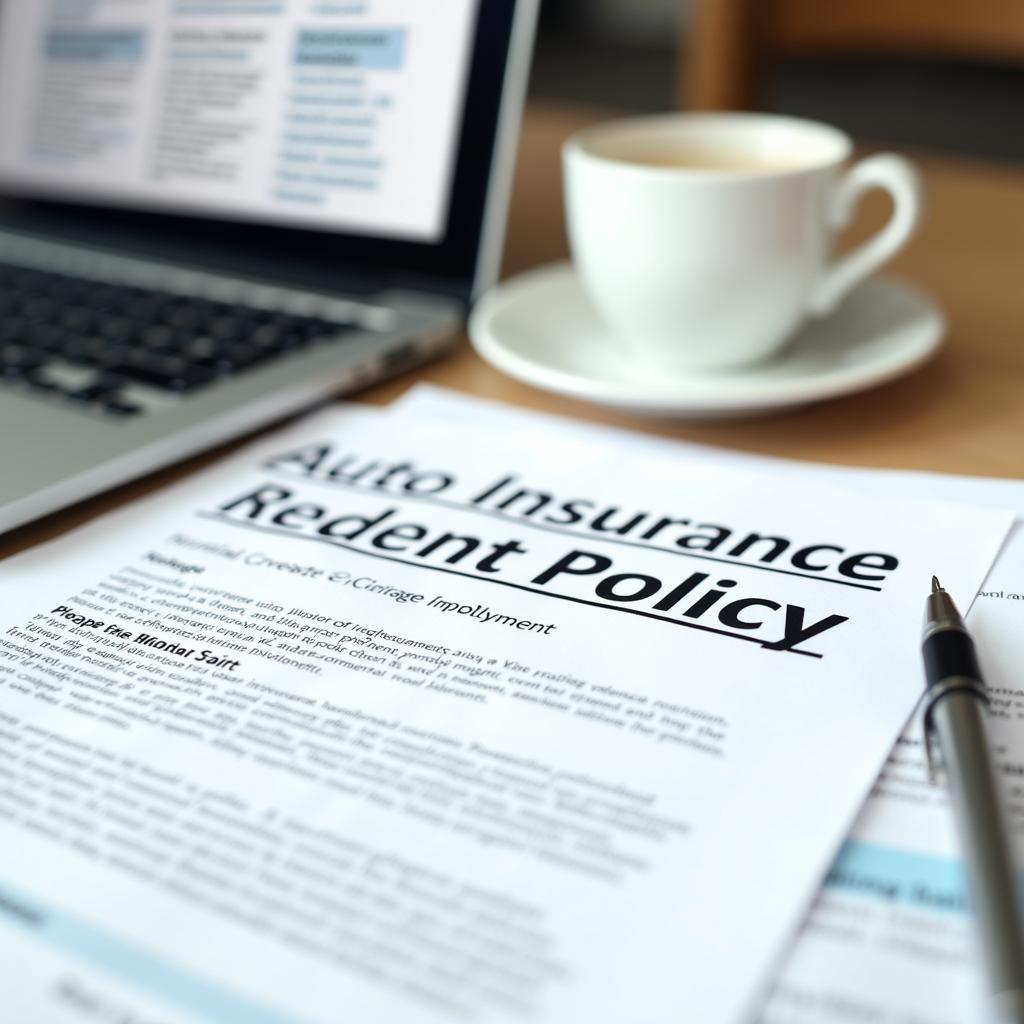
[931,575,943,593]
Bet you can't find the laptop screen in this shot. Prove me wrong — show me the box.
[0,1,480,244]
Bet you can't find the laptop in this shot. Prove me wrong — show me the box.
[0,0,537,535]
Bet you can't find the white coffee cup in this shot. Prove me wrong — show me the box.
[563,112,923,372]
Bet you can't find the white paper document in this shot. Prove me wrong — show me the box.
[396,385,1024,1024]
[0,404,1012,1024]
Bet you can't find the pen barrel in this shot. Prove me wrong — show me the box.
[931,691,1024,1019]
[922,627,981,690]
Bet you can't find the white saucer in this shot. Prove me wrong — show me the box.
[468,262,945,417]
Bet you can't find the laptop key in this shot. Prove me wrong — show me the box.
[21,297,60,322]
[1,345,47,378]
[182,336,220,360]
[61,307,99,333]
[167,305,207,332]
[66,379,125,404]
[98,316,136,343]
[139,325,179,351]
[103,399,143,417]
[195,341,264,373]
[105,352,217,391]
[250,323,286,350]
[0,317,30,343]
[26,324,64,352]
[209,315,247,341]
[60,336,109,366]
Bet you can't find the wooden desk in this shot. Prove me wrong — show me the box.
[3,103,1023,559]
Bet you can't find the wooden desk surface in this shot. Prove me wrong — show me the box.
[3,103,1023,559]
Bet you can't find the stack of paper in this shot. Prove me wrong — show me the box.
[0,385,1017,1023]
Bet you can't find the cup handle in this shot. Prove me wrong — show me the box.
[807,154,923,317]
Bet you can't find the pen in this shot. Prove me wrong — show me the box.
[922,577,1024,1024]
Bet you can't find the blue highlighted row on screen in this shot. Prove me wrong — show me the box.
[294,28,406,69]
[0,879,297,1024]
[45,30,145,62]
[175,3,285,13]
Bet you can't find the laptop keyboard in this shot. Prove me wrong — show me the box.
[0,261,363,418]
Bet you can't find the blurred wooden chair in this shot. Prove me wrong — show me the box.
[683,0,1024,111]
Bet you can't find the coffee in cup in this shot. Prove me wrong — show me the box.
[562,113,922,372]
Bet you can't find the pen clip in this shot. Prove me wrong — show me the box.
[919,677,989,786]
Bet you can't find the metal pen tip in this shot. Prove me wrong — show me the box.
[932,575,943,593]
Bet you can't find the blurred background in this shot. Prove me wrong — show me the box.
[528,0,1024,162]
